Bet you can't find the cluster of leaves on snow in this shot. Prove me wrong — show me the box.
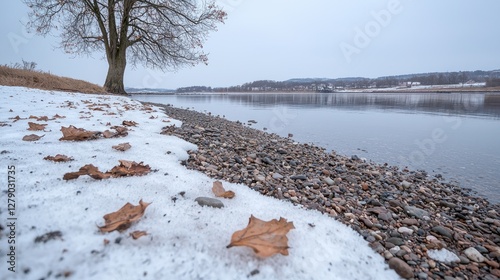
[97,180,295,258]
[9,98,295,258]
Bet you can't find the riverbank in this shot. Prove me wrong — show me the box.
[149,102,500,279]
[0,86,399,280]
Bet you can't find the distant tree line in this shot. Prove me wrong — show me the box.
[176,70,500,93]
[486,78,500,87]
[176,86,213,93]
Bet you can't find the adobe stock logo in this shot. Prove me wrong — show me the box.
[340,0,404,63]
[8,17,34,54]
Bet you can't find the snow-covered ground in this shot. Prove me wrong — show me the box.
[0,86,399,280]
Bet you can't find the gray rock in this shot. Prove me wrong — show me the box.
[398,227,414,235]
[195,197,224,208]
[387,237,405,246]
[290,175,307,180]
[404,206,430,219]
[389,246,401,255]
[388,257,414,279]
[323,177,334,186]
[459,255,470,264]
[432,226,453,239]
[401,180,412,188]
[262,157,274,165]
[417,272,428,279]
[255,175,266,182]
[464,247,486,262]
[272,173,284,179]
[378,212,393,221]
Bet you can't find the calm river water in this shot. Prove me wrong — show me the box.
[133,92,500,204]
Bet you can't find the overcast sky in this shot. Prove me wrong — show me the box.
[1,0,499,89]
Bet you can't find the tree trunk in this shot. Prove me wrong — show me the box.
[104,53,127,94]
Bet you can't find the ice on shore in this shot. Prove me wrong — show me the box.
[0,86,399,280]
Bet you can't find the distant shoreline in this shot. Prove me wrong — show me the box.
[131,87,500,96]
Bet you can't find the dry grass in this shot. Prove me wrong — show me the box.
[0,65,107,94]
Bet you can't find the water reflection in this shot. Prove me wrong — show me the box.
[133,92,500,204]
[173,92,500,119]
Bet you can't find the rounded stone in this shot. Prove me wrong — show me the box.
[195,197,224,208]
[464,247,486,263]
[388,257,414,279]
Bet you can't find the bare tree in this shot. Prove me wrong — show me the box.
[24,0,226,94]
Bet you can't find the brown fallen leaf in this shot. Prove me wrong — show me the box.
[30,115,50,121]
[212,181,235,199]
[63,161,150,180]
[22,134,44,141]
[112,142,132,151]
[227,215,295,258]
[108,160,151,177]
[122,121,138,126]
[53,114,66,119]
[63,164,111,180]
[122,120,138,127]
[130,230,148,240]
[44,154,74,162]
[28,122,47,131]
[102,126,128,138]
[60,125,100,141]
[9,115,23,122]
[99,200,151,233]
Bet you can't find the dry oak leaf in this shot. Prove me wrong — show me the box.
[122,120,138,127]
[112,142,132,151]
[30,115,50,121]
[22,134,44,141]
[63,164,112,181]
[99,200,151,233]
[27,122,47,131]
[108,160,151,177]
[212,181,235,199]
[60,125,100,141]
[9,115,23,122]
[227,215,295,258]
[44,154,74,162]
[63,161,150,180]
[130,230,148,240]
[102,126,128,138]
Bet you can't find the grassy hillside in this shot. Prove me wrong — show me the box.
[0,65,107,94]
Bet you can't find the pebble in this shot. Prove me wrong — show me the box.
[404,206,430,219]
[387,237,405,246]
[432,226,453,239]
[388,257,414,279]
[417,272,428,279]
[463,247,486,263]
[401,180,412,188]
[398,227,414,235]
[401,218,419,226]
[194,197,224,208]
[272,173,284,179]
[290,175,307,180]
[323,177,334,186]
[389,246,401,255]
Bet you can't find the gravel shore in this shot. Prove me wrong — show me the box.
[149,102,500,280]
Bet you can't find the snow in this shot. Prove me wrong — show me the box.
[0,86,399,280]
[427,249,460,264]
